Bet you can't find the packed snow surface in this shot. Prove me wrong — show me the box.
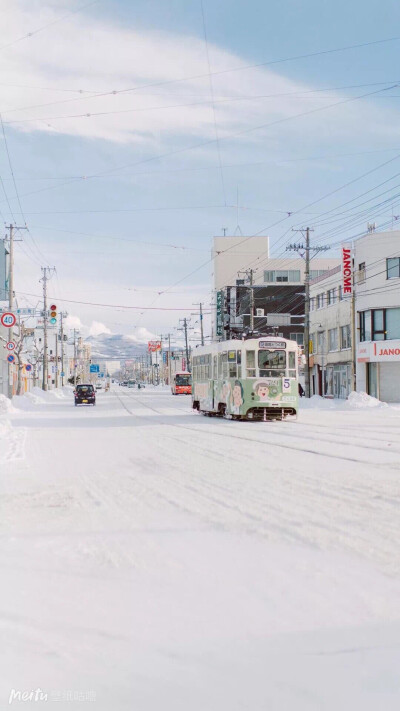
[1,387,400,710]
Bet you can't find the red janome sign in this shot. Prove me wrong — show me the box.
[341,245,352,295]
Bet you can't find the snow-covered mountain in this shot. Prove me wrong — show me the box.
[85,333,147,362]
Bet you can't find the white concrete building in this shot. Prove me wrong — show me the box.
[309,266,353,398]
[212,235,338,290]
[355,231,400,402]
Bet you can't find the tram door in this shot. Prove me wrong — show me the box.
[212,355,217,409]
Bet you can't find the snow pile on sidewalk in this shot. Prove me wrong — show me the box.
[31,386,69,401]
[299,395,337,410]
[346,391,388,409]
[12,391,46,409]
[300,392,392,410]
[0,394,17,414]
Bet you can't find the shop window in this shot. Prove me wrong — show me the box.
[387,257,400,279]
[386,308,400,340]
[328,328,338,351]
[340,324,351,350]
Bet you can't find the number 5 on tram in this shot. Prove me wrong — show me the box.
[191,337,299,420]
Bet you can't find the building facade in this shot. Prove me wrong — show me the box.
[355,231,400,402]
[309,266,353,398]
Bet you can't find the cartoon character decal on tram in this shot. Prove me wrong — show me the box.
[253,380,282,402]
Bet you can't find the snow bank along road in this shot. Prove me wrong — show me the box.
[1,387,400,710]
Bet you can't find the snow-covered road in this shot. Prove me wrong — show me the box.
[2,387,400,709]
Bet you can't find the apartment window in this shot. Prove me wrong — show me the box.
[264,270,301,283]
[310,297,315,311]
[310,269,329,279]
[327,288,337,306]
[386,308,400,340]
[340,324,351,350]
[387,257,400,279]
[317,330,325,354]
[328,328,338,351]
[360,311,371,342]
[372,310,385,341]
[357,262,366,284]
[289,332,304,345]
[338,285,343,301]
[316,293,324,309]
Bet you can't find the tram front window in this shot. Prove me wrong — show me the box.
[258,349,286,377]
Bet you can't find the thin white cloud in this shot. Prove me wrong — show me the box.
[88,320,112,336]
[1,1,399,148]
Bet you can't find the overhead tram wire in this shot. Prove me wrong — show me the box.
[140,149,400,321]
[200,0,226,207]
[0,0,100,53]
[1,37,399,116]
[5,81,398,127]
[1,82,397,217]
[0,114,48,264]
[219,148,400,286]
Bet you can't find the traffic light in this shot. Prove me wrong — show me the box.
[49,304,57,325]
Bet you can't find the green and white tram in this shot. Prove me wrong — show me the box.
[191,336,299,421]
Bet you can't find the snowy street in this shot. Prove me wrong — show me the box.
[2,387,400,709]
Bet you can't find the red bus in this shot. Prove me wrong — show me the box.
[171,372,192,395]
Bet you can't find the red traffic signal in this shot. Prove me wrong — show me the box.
[50,304,56,310]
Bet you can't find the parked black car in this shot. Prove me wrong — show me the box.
[74,383,96,406]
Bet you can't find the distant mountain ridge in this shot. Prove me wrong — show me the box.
[85,333,147,361]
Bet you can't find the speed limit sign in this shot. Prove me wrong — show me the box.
[0,312,16,328]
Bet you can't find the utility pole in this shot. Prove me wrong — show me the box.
[238,268,256,333]
[55,329,59,389]
[6,224,25,398]
[39,267,55,391]
[178,318,191,372]
[287,228,329,398]
[73,328,78,387]
[192,303,205,346]
[60,312,67,388]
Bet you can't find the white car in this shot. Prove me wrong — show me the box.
[95,382,103,391]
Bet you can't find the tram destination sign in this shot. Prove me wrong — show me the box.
[259,340,286,349]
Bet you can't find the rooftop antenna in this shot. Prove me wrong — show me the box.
[234,186,243,236]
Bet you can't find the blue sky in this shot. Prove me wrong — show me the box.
[2,0,400,341]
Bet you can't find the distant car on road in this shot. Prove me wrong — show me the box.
[127,380,136,388]
[74,383,96,406]
[95,382,103,391]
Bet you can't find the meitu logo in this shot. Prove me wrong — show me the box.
[9,688,48,705]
